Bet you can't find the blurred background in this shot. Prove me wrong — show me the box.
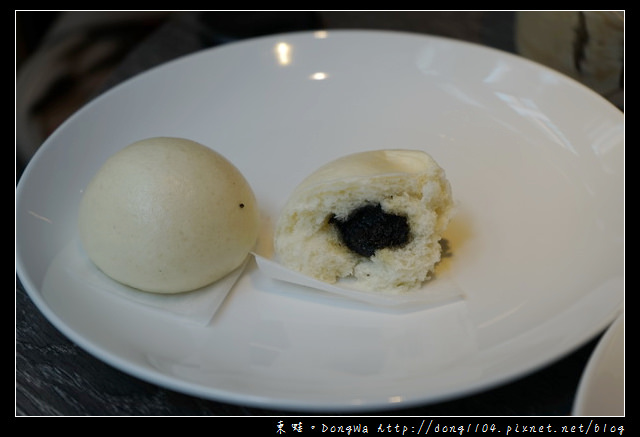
[15,10,624,416]
[16,11,623,180]
[15,11,519,178]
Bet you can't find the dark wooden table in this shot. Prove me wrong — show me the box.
[15,11,615,417]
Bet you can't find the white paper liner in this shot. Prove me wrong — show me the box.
[44,237,247,326]
[252,252,465,308]
[103,256,249,325]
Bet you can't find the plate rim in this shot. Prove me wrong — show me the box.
[16,29,624,412]
[572,313,625,416]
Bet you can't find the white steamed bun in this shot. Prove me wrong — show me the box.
[78,137,259,293]
[274,149,453,293]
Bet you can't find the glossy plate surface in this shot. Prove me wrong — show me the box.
[16,30,624,412]
[573,314,624,416]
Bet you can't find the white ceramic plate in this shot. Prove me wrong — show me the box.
[573,314,625,416]
[16,30,624,412]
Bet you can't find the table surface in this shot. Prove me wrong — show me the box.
[15,11,614,417]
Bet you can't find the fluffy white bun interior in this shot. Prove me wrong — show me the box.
[274,149,453,293]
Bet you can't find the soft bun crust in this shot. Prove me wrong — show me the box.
[78,137,259,293]
[274,149,453,293]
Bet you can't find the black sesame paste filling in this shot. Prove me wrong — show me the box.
[329,203,410,257]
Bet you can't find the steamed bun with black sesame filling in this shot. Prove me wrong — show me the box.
[274,149,453,293]
[78,137,259,294]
